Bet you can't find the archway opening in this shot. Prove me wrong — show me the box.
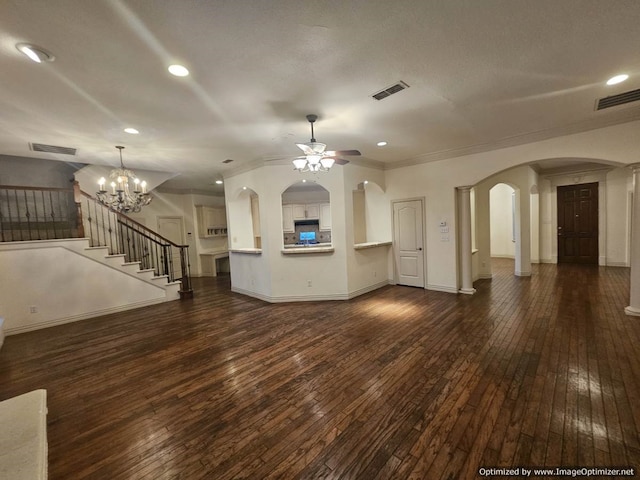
[281,181,331,246]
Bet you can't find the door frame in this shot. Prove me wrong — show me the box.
[391,197,427,288]
[549,172,608,266]
[556,182,599,264]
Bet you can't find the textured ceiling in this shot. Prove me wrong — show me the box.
[1,0,639,192]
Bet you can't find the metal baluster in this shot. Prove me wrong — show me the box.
[14,189,23,241]
[33,190,42,240]
[49,191,57,239]
[23,190,32,240]
[0,189,5,242]
[154,242,161,276]
[162,245,170,279]
[106,208,115,254]
[65,192,72,238]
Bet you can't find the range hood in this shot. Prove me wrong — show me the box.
[294,219,319,226]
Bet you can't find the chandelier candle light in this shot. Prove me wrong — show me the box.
[96,146,152,213]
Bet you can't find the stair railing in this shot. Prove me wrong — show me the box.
[76,185,193,299]
[0,184,82,242]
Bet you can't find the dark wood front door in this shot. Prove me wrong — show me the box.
[557,183,598,264]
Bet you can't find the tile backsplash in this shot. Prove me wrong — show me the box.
[284,226,331,245]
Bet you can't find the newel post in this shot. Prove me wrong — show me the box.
[73,181,85,238]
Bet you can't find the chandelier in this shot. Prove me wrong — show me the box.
[96,146,152,213]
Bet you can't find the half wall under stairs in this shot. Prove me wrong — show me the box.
[0,238,181,335]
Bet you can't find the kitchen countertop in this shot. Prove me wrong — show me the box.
[281,244,334,254]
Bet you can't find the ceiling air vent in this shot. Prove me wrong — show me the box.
[30,143,77,155]
[222,158,234,164]
[372,81,410,101]
[596,88,640,110]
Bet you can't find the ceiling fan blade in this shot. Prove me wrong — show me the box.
[325,149,361,156]
[323,156,350,165]
[296,143,315,155]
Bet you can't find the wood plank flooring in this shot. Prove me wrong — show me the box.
[1,259,639,479]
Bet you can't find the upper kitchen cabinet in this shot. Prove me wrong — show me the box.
[196,205,227,237]
[319,203,331,231]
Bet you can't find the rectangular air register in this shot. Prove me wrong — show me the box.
[372,81,410,101]
[30,143,77,155]
[596,88,640,110]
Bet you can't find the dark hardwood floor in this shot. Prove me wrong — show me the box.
[1,259,639,479]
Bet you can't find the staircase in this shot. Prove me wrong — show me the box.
[0,183,193,335]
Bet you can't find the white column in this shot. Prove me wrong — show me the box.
[626,164,640,316]
[458,186,476,295]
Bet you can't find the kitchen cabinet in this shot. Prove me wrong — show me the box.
[305,203,320,220]
[292,204,306,220]
[319,203,331,230]
[290,203,319,220]
[282,204,294,233]
[196,205,227,237]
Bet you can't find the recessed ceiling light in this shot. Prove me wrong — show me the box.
[16,43,55,63]
[124,128,139,134]
[168,64,189,77]
[215,180,223,185]
[302,179,307,183]
[363,180,369,185]
[377,141,387,147]
[242,186,247,190]
[606,74,629,86]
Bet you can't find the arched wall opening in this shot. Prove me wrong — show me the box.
[490,183,516,261]
[352,180,391,245]
[467,157,632,289]
[281,181,331,246]
[227,186,260,250]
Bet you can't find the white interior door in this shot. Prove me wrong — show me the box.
[393,200,425,287]
[157,216,185,279]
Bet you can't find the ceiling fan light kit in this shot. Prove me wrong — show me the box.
[292,114,361,173]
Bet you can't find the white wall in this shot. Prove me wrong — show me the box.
[0,155,79,188]
[227,189,255,249]
[490,183,515,258]
[0,241,166,334]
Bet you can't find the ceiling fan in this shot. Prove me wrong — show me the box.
[292,114,361,173]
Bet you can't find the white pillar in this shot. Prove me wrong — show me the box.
[626,164,640,316]
[458,186,476,294]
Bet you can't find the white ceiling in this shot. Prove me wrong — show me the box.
[2,0,640,192]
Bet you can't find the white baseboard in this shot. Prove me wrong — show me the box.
[347,281,390,299]
[5,298,167,335]
[491,255,515,259]
[540,258,555,264]
[231,280,390,303]
[515,270,532,277]
[606,262,630,267]
[625,306,640,316]
[478,273,493,279]
[426,284,458,294]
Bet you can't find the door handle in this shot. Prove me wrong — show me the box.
[417,247,423,251]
